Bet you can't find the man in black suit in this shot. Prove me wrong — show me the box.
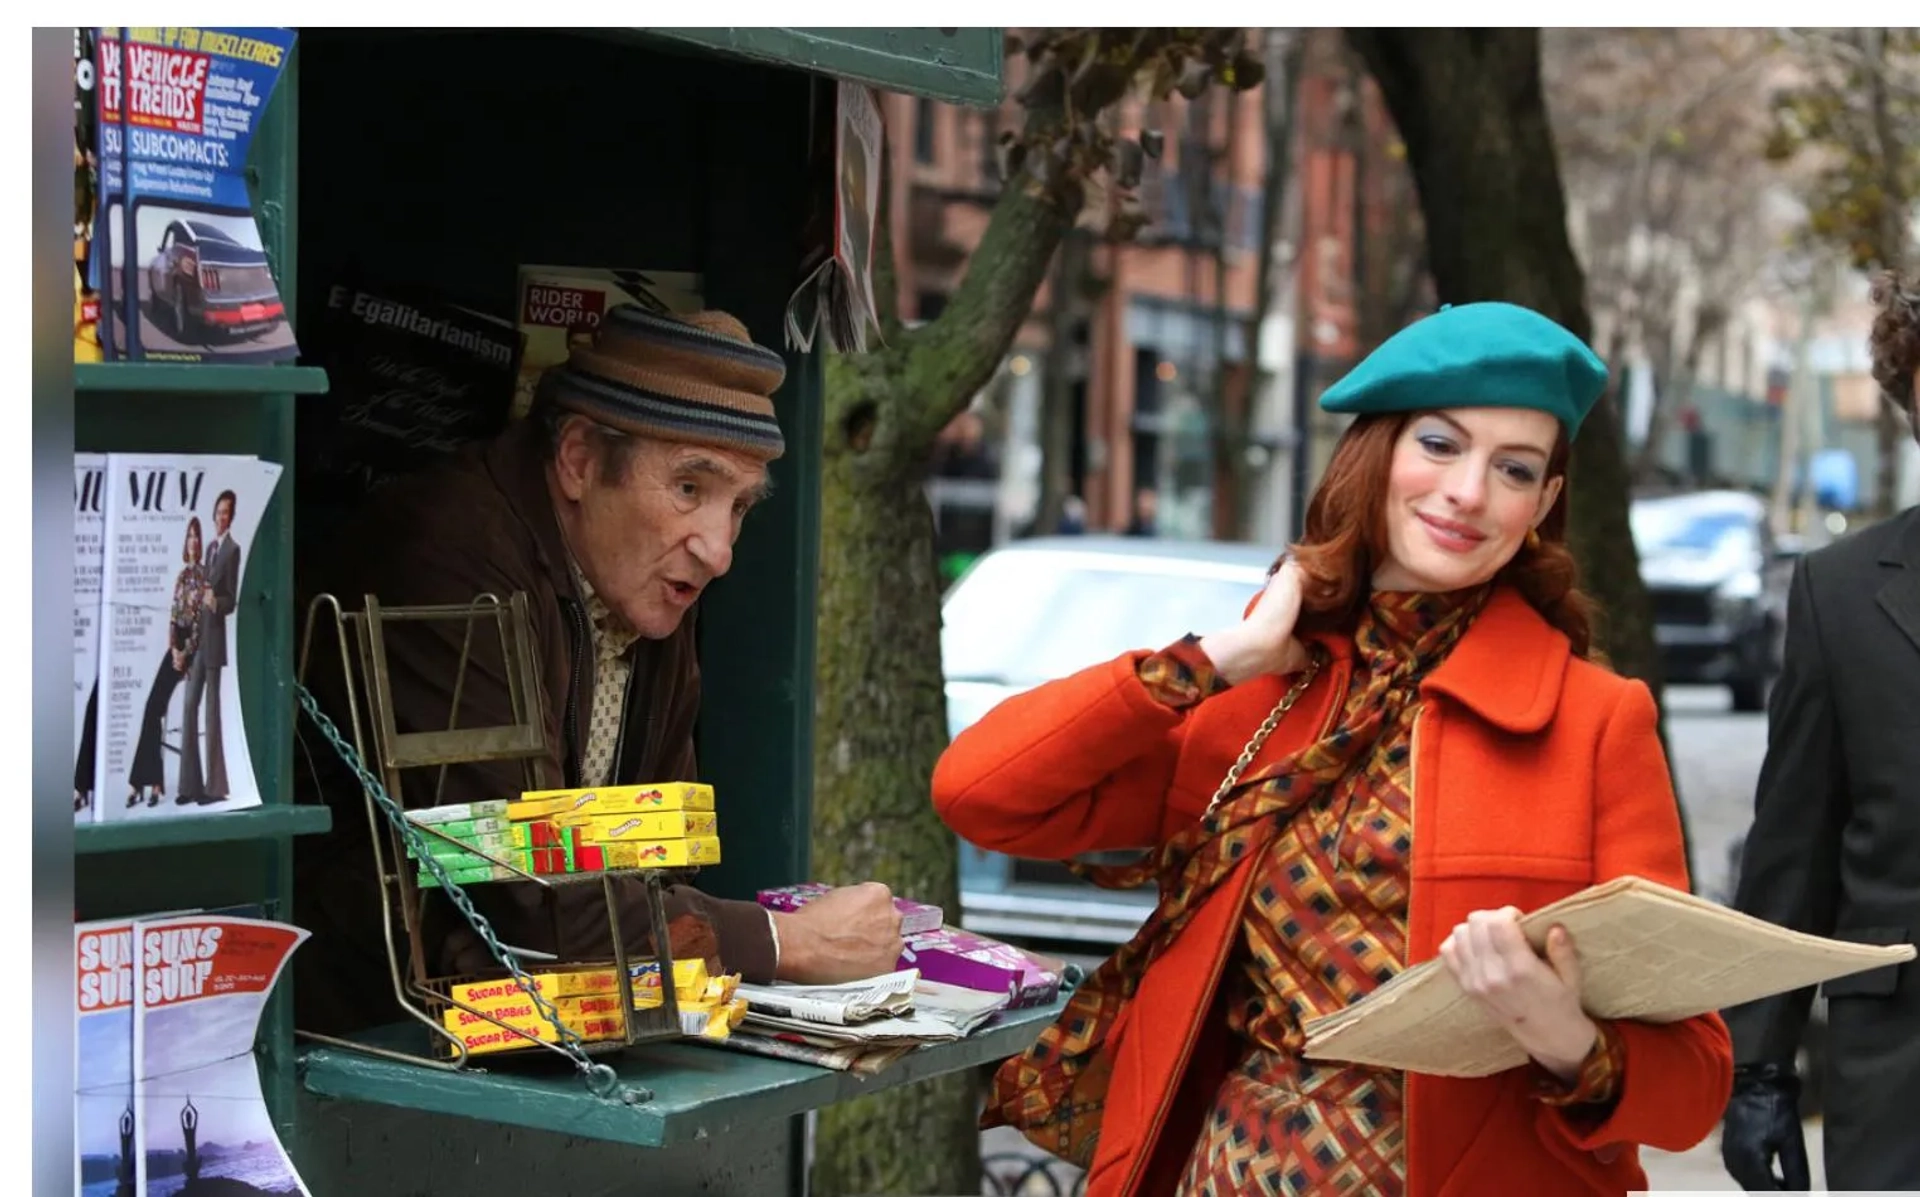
[179,488,239,804]
[1722,269,1920,1191]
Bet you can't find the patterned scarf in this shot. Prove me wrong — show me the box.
[983,588,1489,1168]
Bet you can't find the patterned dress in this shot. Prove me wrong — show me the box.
[1130,588,1625,1197]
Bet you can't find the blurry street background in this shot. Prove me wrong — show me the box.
[798,23,1916,1197]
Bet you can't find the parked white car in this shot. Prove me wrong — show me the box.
[940,535,1274,947]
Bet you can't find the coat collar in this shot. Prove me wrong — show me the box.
[1877,504,1920,569]
[1875,506,1920,659]
[1305,584,1570,735]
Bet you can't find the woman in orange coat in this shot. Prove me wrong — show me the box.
[933,302,1732,1197]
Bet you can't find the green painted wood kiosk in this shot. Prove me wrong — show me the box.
[69,26,1060,1197]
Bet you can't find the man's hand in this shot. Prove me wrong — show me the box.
[1721,1062,1810,1191]
[769,881,904,985]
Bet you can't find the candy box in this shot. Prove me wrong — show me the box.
[410,831,515,862]
[509,820,578,849]
[600,837,721,869]
[407,815,506,840]
[407,800,510,824]
[415,862,518,889]
[448,969,620,1008]
[897,928,1062,1008]
[756,883,944,935]
[442,1011,625,1056]
[516,782,715,816]
[553,810,720,841]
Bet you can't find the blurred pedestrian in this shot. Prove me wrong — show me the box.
[1721,268,1920,1191]
[1125,487,1159,537]
[1057,495,1088,535]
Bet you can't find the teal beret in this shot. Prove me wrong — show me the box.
[1318,301,1608,439]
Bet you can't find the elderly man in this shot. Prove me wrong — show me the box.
[1721,269,1920,1191]
[293,304,902,1036]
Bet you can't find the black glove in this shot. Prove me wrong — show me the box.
[1720,1062,1810,1191]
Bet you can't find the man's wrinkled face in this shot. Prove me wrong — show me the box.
[551,420,771,639]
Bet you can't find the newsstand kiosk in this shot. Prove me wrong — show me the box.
[65,27,1060,1197]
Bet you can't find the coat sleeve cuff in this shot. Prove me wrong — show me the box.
[707,892,780,983]
[1136,635,1232,709]
[1532,1020,1625,1110]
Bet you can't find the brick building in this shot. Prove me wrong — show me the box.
[893,31,1414,568]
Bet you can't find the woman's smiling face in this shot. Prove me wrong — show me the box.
[1372,406,1564,594]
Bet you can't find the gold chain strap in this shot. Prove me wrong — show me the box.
[1204,648,1324,818]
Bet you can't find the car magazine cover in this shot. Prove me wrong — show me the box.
[94,454,284,820]
[76,919,140,1197]
[75,27,103,362]
[132,913,311,1197]
[294,281,522,550]
[75,453,107,823]
[511,266,703,419]
[90,27,299,364]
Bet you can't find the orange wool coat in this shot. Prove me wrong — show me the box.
[933,586,1732,1197]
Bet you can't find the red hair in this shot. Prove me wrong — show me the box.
[1280,413,1599,660]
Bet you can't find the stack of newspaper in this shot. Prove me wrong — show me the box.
[1302,874,1917,1078]
[718,969,1010,1074]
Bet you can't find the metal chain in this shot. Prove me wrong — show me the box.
[294,682,638,1103]
[1203,648,1325,818]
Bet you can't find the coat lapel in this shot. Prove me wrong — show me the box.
[1875,508,1920,660]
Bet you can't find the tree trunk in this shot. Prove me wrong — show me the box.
[1863,27,1912,520]
[1347,29,1686,866]
[808,51,1089,1197]
[808,33,1266,1190]
[1036,233,1089,534]
[811,351,979,1196]
[1236,30,1308,541]
[1209,89,1243,541]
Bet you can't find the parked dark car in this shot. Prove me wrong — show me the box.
[147,219,286,341]
[940,536,1274,950]
[1630,490,1796,712]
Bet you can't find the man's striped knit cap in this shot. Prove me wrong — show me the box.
[537,304,787,462]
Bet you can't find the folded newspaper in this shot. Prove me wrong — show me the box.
[1302,875,1916,1078]
[720,972,1011,1072]
[733,969,919,1027]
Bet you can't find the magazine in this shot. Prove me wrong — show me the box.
[76,918,140,1197]
[132,912,311,1197]
[295,281,521,547]
[75,453,107,822]
[94,454,284,820]
[783,79,884,355]
[90,27,299,364]
[510,266,703,419]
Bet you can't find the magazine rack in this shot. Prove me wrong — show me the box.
[294,591,686,1072]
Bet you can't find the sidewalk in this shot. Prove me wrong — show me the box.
[1641,1118,1826,1192]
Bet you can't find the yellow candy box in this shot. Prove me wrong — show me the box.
[512,782,716,819]
[553,811,720,842]
[600,837,722,869]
